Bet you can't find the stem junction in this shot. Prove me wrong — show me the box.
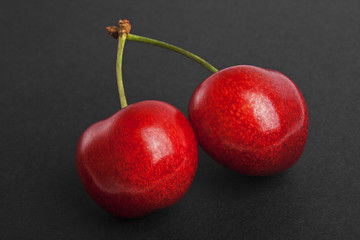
[106,19,218,108]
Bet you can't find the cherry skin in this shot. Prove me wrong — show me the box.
[188,65,308,176]
[76,100,198,218]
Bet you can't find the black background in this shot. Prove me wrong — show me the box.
[1,0,360,239]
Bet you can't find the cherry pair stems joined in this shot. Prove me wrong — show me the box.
[106,20,218,108]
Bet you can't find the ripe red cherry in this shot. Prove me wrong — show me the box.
[76,100,198,218]
[188,65,308,176]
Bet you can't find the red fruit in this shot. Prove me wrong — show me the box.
[76,100,198,218]
[188,65,308,176]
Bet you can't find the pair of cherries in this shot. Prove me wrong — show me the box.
[76,20,308,218]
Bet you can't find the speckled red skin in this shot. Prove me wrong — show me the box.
[188,65,308,176]
[76,100,198,218]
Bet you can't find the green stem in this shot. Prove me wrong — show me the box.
[116,34,128,108]
[126,34,218,74]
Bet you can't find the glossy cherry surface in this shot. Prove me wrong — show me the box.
[76,100,198,218]
[188,65,308,176]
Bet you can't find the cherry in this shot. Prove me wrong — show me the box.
[76,100,198,218]
[188,65,308,176]
[76,20,198,218]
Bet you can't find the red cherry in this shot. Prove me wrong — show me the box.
[76,100,198,218]
[188,65,308,176]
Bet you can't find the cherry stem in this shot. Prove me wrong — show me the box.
[108,19,218,108]
[126,34,218,74]
[116,34,128,108]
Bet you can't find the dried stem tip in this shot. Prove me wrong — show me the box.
[106,19,132,38]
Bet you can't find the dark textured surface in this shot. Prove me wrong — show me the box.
[1,0,360,239]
